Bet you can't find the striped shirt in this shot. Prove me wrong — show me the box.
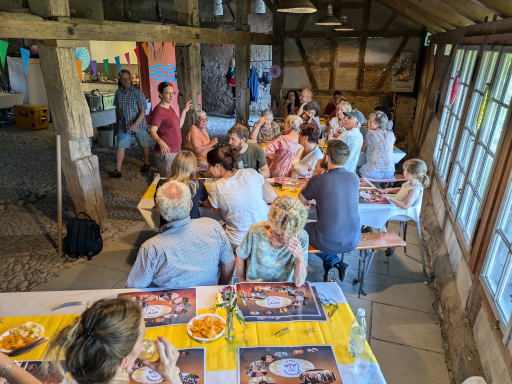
[263,135,301,178]
[114,85,148,133]
[126,217,234,289]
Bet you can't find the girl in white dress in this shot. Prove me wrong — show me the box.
[327,101,352,139]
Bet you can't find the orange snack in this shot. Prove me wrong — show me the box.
[189,316,226,339]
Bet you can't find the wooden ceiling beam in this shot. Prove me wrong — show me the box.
[374,0,445,33]
[393,0,457,31]
[440,0,496,24]
[404,0,475,28]
[382,13,398,30]
[316,2,365,10]
[295,38,318,90]
[468,0,512,18]
[0,11,281,45]
[285,30,424,38]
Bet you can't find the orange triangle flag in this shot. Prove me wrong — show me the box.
[142,42,149,58]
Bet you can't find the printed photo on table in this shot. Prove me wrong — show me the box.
[10,360,76,384]
[358,188,391,205]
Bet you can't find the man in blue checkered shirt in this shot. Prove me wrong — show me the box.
[126,180,235,288]
[108,69,150,178]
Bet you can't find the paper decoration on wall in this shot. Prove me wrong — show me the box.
[103,59,109,78]
[162,66,167,71]
[171,65,177,82]
[150,72,155,77]
[229,44,232,49]
[75,47,90,71]
[155,69,161,75]
[18,38,23,46]
[142,43,149,58]
[392,54,412,80]
[134,47,141,64]
[476,86,490,131]
[0,40,9,69]
[172,42,175,47]
[450,75,460,105]
[20,47,30,75]
[151,42,155,49]
[91,60,97,80]
[114,56,122,75]
[157,64,162,68]
[150,65,155,70]
[220,44,223,49]
[125,52,132,70]
[76,60,82,81]
[210,44,213,50]
[155,77,160,81]
[201,43,204,50]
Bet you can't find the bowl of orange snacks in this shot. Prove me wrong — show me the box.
[187,314,226,343]
[0,321,45,353]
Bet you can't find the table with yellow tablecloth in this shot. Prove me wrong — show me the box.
[0,283,386,384]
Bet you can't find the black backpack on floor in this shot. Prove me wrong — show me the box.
[63,212,103,260]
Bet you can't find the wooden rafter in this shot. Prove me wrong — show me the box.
[375,37,409,90]
[223,0,236,21]
[382,13,398,30]
[441,0,496,24]
[285,30,423,38]
[468,0,512,18]
[392,0,456,31]
[294,38,318,90]
[375,0,445,33]
[0,11,281,45]
[403,0,474,28]
[329,38,338,89]
[356,0,371,90]
[295,0,318,31]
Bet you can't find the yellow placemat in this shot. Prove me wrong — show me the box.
[274,187,301,199]
[142,183,157,200]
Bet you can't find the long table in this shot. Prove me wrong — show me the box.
[138,176,398,230]
[0,283,386,384]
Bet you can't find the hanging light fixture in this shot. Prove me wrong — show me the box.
[277,0,317,13]
[316,4,341,25]
[335,15,354,31]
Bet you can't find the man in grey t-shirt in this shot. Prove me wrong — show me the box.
[299,140,361,282]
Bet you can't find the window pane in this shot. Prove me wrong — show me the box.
[458,129,476,170]
[454,86,468,117]
[480,101,499,148]
[466,92,484,133]
[477,152,494,196]
[475,51,499,92]
[484,234,509,295]
[492,53,512,102]
[447,164,464,207]
[497,262,512,323]
[498,191,512,243]
[468,145,484,186]
[453,49,465,76]
[461,50,477,84]
[490,107,507,153]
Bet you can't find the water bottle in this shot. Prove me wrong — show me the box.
[328,129,334,141]
[348,308,367,357]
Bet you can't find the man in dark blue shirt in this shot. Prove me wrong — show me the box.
[299,140,361,282]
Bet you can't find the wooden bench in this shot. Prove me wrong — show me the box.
[308,231,407,295]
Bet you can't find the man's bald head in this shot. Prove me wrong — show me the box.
[156,180,191,222]
[300,88,313,104]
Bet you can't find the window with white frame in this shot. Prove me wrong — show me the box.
[481,175,512,353]
[450,47,512,245]
[433,46,479,184]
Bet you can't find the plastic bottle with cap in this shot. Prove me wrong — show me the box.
[348,308,367,357]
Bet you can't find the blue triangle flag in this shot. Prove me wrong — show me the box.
[114,56,122,75]
[20,47,30,76]
[200,43,204,51]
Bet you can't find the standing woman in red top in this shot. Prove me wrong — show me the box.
[150,82,193,177]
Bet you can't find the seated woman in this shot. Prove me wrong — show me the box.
[263,115,302,178]
[0,298,182,384]
[300,101,321,131]
[360,111,395,179]
[327,101,352,139]
[236,195,309,287]
[250,109,281,141]
[204,148,278,251]
[282,90,300,118]
[290,123,324,177]
[156,150,208,226]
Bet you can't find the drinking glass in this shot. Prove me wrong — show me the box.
[138,339,160,361]
[291,171,298,192]
[355,345,373,376]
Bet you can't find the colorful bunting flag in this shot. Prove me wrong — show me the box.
[172,42,175,48]
[151,42,155,49]
[103,59,109,78]
[134,47,141,64]
[91,60,97,80]
[20,47,30,76]
[142,43,149,58]
[0,40,8,69]
[210,44,213,50]
[76,60,82,81]
[220,44,223,49]
[200,43,204,50]
[125,52,131,70]
[114,56,121,75]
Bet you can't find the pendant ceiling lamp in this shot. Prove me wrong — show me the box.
[277,0,317,13]
[334,15,354,31]
[316,4,341,25]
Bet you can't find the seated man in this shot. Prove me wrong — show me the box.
[337,109,364,173]
[227,123,271,178]
[324,90,343,120]
[299,140,361,282]
[236,195,309,287]
[296,88,313,116]
[126,180,235,288]
[250,109,281,141]
[186,110,217,168]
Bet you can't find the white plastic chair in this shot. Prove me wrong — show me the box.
[387,190,431,283]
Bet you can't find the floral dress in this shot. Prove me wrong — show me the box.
[360,129,396,176]
[263,135,302,178]
[256,121,281,141]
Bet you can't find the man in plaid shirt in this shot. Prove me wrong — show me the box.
[108,69,150,178]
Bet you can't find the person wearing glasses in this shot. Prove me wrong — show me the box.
[109,69,150,178]
[186,110,218,168]
[150,82,193,177]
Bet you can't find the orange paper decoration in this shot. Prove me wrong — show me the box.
[76,60,82,81]
[142,42,149,58]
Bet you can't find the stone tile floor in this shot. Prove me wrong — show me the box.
[33,220,451,384]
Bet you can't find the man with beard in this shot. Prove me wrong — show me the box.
[226,123,270,178]
[299,140,361,282]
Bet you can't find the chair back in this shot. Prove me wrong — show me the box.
[391,188,423,223]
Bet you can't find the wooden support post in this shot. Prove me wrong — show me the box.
[37,42,107,226]
[173,0,202,143]
[235,0,251,124]
[329,38,338,90]
[356,0,371,90]
[374,37,410,90]
[295,39,318,90]
[271,3,285,116]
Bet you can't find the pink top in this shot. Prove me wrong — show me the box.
[360,129,396,174]
[263,135,301,178]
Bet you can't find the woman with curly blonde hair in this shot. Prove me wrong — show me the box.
[236,195,309,287]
